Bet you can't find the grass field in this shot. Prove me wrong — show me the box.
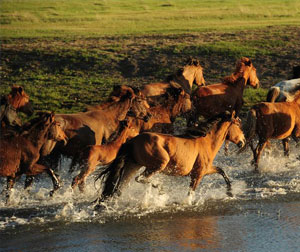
[1,0,300,115]
[1,0,300,37]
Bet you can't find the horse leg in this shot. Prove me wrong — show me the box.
[215,166,232,196]
[135,151,170,189]
[254,141,267,172]
[24,176,35,190]
[224,140,229,156]
[282,138,290,157]
[6,177,16,204]
[45,168,61,196]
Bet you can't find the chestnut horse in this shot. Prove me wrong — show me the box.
[95,112,243,203]
[190,57,259,124]
[41,85,151,169]
[0,112,67,203]
[141,58,205,99]
[70,119,139,191]
[239,92,300,171]
[70,86,192,191]
[0,85,33,130]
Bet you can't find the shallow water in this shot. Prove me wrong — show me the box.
[1,141,300,251]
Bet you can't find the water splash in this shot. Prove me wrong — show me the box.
[0,141,300,230]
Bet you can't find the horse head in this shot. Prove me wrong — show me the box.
[48,119,68,145]
[181,58,205,92]
[167,87,192,118]
[237,57,259,89]
[113,85,151,122]
[7,85,34,116]
[127,89,151,122]
[186,58,206,87]
[226,116,246,148]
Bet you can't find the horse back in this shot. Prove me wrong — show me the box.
[254,102,297,139]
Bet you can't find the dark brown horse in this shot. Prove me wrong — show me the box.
[135,86,192,133]
[70,86,192,191]
[0,112,67,203]
[95,112,242,204]
[190,57,259,124]
[0,85,33,130]
[141,58,205,100]
[239,92,300,171]
[42,85,151,170]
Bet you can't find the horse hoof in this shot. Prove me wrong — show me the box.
[226,191,233,197]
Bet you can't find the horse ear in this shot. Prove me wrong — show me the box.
[231,110,236,118]
[18,86,24,94]
[244,58,252,67]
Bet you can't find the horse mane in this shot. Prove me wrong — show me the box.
[165,58,202,83]
[293,90,300,103]
[223,57,252,85]
[21,112,52,137]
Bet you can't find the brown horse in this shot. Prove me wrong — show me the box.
[70,119,139,191]
[41,85,151,169]
[190,57,259,124]
[95,112,243,203]
[70,87,192,191]
[135,86,192,133]
[141,58,205,99]
[0,112,67,203]
[1,85,33,129]
[239,92,300,171]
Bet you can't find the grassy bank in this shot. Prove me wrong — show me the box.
[1,1,300,115]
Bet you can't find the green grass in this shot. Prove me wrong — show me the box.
[1,1,299,115]
[1,0,300,38]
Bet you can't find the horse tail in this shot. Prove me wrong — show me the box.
[266,87,280,102]
[95,142,136,202]
[238,108,257,153]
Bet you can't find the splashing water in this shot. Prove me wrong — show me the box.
[0,140,300,231]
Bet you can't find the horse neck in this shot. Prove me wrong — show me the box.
[201,120,232,156]
[24,122,52,150]
[141,105,172,131]
[107,99,131,121]
[7,94,22,110]
[107,126,133,150]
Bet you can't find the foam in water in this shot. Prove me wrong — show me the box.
[0,141,300,230]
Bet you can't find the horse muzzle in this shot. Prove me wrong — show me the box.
[237,140,246,148]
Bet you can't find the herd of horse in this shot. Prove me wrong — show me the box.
[1,57,300,207]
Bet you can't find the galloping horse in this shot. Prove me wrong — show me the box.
[70,86,192,191]
[264,66,300,152]
[41,85,151,169]
[95,112,244,203]
[70,119,139,191]
[190,57,259,124]
[141,58,205,99]
[239,92,300,171]
[0,85,33,130]
[0,112,67,202]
